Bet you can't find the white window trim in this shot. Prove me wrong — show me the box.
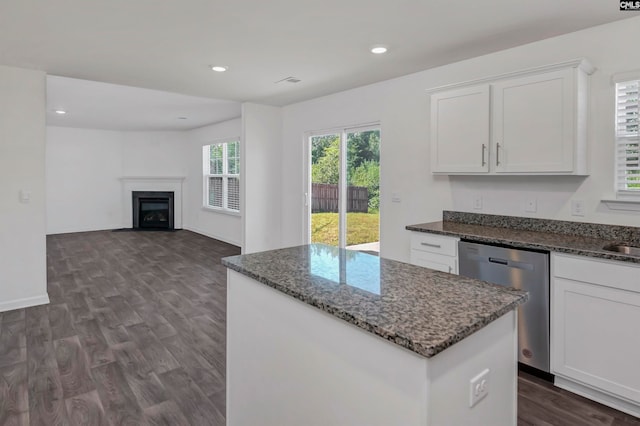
[203,138,240,213]
[615,79,639,195]
[602,76,640,210]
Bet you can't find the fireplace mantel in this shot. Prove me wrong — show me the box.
[120,177,185,229]
[119,176,186,182]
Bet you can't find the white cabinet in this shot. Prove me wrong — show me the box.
[551,253,640,416]
[492,68,579,173]
[430,85,490,173]
[430,59,593,175]
[409,232,459,274]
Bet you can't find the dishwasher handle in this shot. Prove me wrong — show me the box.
[488,257,508,265]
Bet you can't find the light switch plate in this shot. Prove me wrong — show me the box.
[19,190,31,204]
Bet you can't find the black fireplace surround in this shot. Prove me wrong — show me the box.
[132,191,175,230]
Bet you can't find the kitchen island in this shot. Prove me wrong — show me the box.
[222,244,527,426]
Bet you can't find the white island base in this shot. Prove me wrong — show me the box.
[227,270,519,426]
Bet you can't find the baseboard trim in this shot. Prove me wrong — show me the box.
[0,294,50,313]
[183,226,241,247]
[554,376,640,418]
[47,224,124,235]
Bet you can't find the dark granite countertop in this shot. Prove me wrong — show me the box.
[222,244,527,358]
[406,211,640,264]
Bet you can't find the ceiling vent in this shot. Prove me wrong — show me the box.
[275,76,301,84]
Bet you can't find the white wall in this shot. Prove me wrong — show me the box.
[46,127,124,233]
[281,16,640,263]
[281,67,454,261]
[448,16,640,224]
[0,65,49,311]
[121,131,187,177]
[46,127,187,234]
[242,103,283,253]
[46,119,245,246]
[184,118,242,246]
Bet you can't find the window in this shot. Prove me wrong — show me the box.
[615,79,639,192]
[203,140,240,212]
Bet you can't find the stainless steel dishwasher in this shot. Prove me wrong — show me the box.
[458,241,550,373]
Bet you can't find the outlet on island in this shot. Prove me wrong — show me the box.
[469,368,490,408]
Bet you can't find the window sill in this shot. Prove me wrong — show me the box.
[201,206,241,217]
[601,193,640,212]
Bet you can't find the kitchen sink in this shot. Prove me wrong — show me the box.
[603,243,640,257]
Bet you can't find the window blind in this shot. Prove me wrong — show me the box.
[228,177,240,211]
[203,140,240,212]
[616,80,639,191]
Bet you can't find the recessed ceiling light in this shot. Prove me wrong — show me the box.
[54,109,67,114]
[370,46,388,54]
[211,66,228,72]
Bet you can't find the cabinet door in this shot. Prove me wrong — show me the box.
[430,85,490,173]
[552,277,640,403]
[410,250,458,274]
[492,69,574,173]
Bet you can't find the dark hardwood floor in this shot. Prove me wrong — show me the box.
[0,230,638,425]
[1,230,238,425]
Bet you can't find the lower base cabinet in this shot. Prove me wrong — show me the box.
[551,253,640,417]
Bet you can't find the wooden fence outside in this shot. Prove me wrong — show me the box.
[312,183,368,213]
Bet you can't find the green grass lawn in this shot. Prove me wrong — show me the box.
[311,212,379,246]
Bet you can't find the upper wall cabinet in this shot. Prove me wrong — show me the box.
[430,85,490,173]
[429,59,594,175]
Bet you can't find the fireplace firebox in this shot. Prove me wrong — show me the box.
[132,191,174,230]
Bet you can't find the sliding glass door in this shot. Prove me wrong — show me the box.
[308,126,380,252]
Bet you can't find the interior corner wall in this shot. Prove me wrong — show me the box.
[184,118,242,246]
[0,65,49,312]
[241,103,283,254]
[280,16,640,263]
[46,127,187,234]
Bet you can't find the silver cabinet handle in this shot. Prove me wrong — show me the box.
[421,242,441,248]
[496,143,501,166]
[448,265,452,273]
[481,144,486,166]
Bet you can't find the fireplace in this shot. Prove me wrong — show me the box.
[132,191,174,230]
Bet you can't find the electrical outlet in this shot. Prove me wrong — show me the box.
[391,192,401,203]
[469,368,490,408]
[571,200,585,216]
[525,198,537,213]
[473,196,483,210]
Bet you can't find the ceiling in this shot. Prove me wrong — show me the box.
[46,75,241,131]
[0,1,630,109]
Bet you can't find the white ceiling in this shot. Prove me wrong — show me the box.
[46,75,241,131]
[0,0,631,110]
